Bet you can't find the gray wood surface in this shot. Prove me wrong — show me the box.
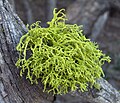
[0,0,120,103]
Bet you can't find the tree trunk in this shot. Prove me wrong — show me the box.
[0,0,120,103]
[0,0,54,103]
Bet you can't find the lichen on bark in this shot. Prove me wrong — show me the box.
[16,8,111,95]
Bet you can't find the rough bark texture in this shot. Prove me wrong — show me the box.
[54,78,120,103]
[0,0,54,103]
[0,0,120,103]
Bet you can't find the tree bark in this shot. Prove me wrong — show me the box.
[54,78,120,103]
[0,0,54,103]
[0,0,120,103]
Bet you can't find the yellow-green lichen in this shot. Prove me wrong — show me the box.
[16,8,111,95]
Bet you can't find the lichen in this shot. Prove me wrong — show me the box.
[16,8,111,95]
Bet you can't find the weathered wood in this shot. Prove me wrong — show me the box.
[0,0,54,103]
[0,0,120,103]
[55,78,120,103]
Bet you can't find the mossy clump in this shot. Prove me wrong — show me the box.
[16,8,111,95]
